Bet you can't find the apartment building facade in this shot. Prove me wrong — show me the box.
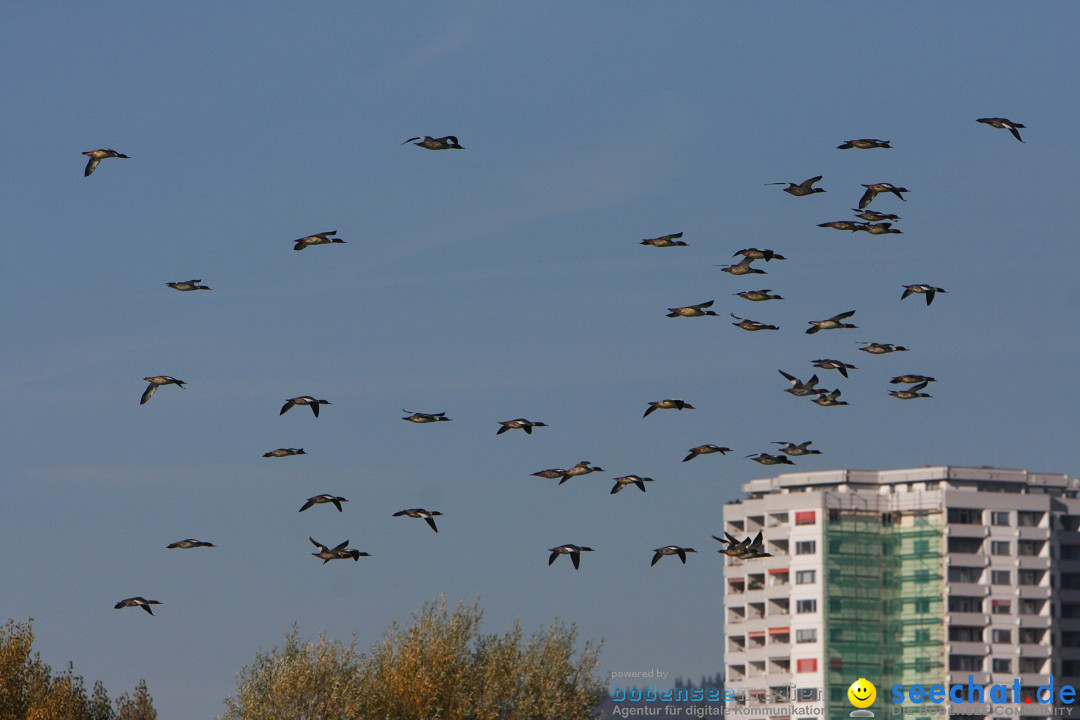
[722,466,1080,720]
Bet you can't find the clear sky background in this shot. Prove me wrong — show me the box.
[2,3,1079,718]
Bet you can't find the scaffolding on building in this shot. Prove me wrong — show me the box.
[822,492,945,720]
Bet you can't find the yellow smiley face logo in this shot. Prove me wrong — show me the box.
[848,678,876,708]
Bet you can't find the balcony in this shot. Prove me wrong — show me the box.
[1019,644,1051,658]
[949,583,990,597]
[948,641,990,656]
[1018,555,1050,569]
[948,671,991,687]
[947,612,990,626]
[948,525,989,538]
[948,553,990,567]
[1019,615,1051,629]
[1018,585,1051,599]
[1018,526,1050,540]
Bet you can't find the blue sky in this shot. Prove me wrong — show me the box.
[2,3,1078,717]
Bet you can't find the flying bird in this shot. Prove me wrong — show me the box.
[402,135,464,150]
[166,539,215,549]
[859,183,909,209]
[730,314,779,331]
[280,396,331,417]
[683,444,731,462]
[641,232,687,247]
[977,117,1025,143]
[83,149,129,177]
[889,381,932,400]
[643,399,694,417]
[779,370,820,396]
[853,209,900,222]
[547,544,593,570]
[496,418,547,435]
[610,475,654,494]
[735,289,783,302]
[651,546,698,566]
[263,448,306,458]
[114,597,161,615]
[766,175,825,196]
[140,376,185,405]
[720,257,767,276]
[837,139,891,150]
[812,359,857,378]
[818,221,865,232]
[746,453,795,466]
[532,461,603,484]
[299,495,348,512]
[857,222,902,235]
[858,342,909,354]
[773,441,821,457]
[891,375,936,385]
[393,508,443,532]
[812,389,848,407]
[402,410,451,423]
[901,284,947,306]
[806,310,857,334]
[309,537,368,563]
[293,231,346,251]
[166,279,211,291]
[667,300,718,318]
[733,248,786,262]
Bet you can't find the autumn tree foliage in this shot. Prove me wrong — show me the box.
[0,619,155,720]
[222,598,603,720]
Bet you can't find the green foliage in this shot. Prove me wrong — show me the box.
[222,598,603,720]
[0,619,155,720]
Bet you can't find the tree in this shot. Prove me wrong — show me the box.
[222,598,603,720]
[0,619,155,720]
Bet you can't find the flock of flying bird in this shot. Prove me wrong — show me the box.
[98,118,1024,613]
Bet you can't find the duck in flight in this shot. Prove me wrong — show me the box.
[812,389,848,407]
[779,370,819,396]
[548,544,593,570]
[683,444,731,462]
[281,396,331,417]
[806,310,857,334]
[497,418,547,435]
[853,209,900,222]
[140,376,185,405]
[730,314,778,331]
[901,284,947,306]
[651,546,698,566]
[393,508,443,532]
[891,375,936,385]
[746,452,795,466]
[857,222,902,235]
[263,448,306,458]
[532,461,604,484]
[402,135,463,150]
[734,248,786,262]
[293,231,346,251]
[766,175,825,196]
[166,279,211,291]
[977,117,1025,143]
[859,183,909,209]
[889,381,932,400]
[166,539,215,549]
[859,342,909,355]
[735,289,783,302]
[667,300,718,318]
[402,410,451,423]
[83,149,129,176]
[643,399,694,417]
[720,256,767,276]
[818,220,865,232]
[299,495,348,512]
[812,359,857,378]
[310,537,368,563]
[114,597,161,615]
[610,475,654,494]
[838,139,891,150]
[641,232,687,247]
[773,441,821,457]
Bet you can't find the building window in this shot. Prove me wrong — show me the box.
[796,599,817,614]
[991,570,1011,585]
[992,629,1012,644]
[1020,628,1045,644]
[949,655,983,671]
[991,600,1011,615]
[949,508,981,524]
[914,599,931,613]
[914,629,930,643]
[796,570,816,585]
[1017,511,1043,527]
[992,658,1011,674]
[949,596,982,612]
[796,658,817,673]
[948,567,982,583]
[949,626,982,642]
[991,541,1011,556]
[1019,599,1044,615]
[795,511,816,525]
[796,541,816,555]
[915,568,930,584]
[991,511,1010,526]
[796,629,817,643]
[1018,570,1043,586]
[914,539,930,553]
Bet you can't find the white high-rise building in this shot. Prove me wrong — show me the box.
[722,466,1080,720]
